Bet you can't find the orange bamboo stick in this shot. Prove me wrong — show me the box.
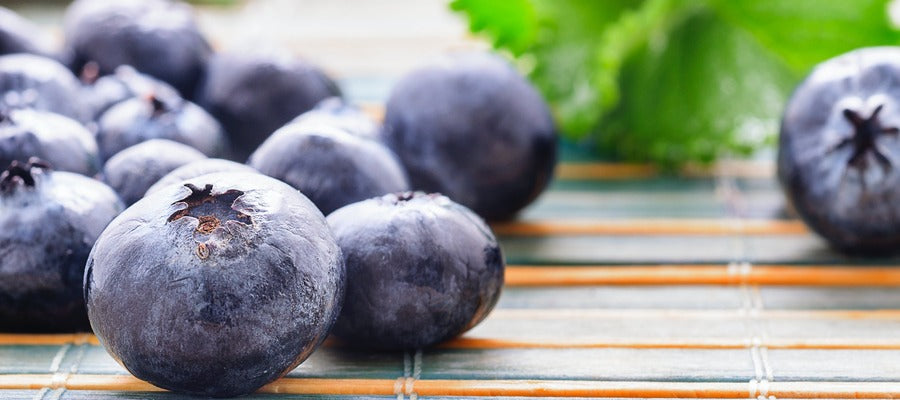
[504,265,900,286]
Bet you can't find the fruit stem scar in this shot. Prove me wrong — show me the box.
[148,94,168,116]
[0,158,50,193]
[837,105,900,173]
[167,183,252,230]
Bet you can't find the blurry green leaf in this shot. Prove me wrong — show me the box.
[603,9,795,166]
[450,0,538,54]
[452,0,900,166]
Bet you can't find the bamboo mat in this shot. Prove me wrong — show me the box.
[3,156,900,400]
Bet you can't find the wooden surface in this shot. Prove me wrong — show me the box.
[3,160,900,399]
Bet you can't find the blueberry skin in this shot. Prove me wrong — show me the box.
[96,93,226,161]
[0,6,54,57]
[195,52,341,160]
[145,158,257,196]
[778,46,900,254]
[63,0,212,98]
[81,65,180,121]
[248,123,409,215]
[0,161,123,332]
[292,97,381,138]
[85,172,344,397]
[102,139,206,206]
[327,192,504,350]
[0,54,88,122]
[383,53,558,221]
[0,108,100,176]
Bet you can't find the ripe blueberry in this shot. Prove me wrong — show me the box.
[85,172,344,397]
[0,108,100,176]
[383,53,557,221]
[101,139,206,206]
[248,123,409,215]
[327,192,504,350]
[0,159,122,332]
[195,51,340,160]
[0,54,87,122]
[779,46,900,254]
[96,92,226,161]
[0,6,54,57]
[145,158,257,197]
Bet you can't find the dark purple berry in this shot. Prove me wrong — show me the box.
[0,159,122,332]
[328,192,503,350]
[85,172,344,397]
[101,139,206,206]
[383,53,558,221]
[0,54,88,122]
[145,158,257,196]
[0,108,99,176]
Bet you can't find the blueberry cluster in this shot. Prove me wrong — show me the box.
[0,1,559,397]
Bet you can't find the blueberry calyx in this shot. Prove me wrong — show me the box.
[79,61,101,85]
[148,94,169,117]
[834,105,900,173]
[168,183,251,230]
[0,158,50,194]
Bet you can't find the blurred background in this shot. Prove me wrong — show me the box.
[8,0,900,168]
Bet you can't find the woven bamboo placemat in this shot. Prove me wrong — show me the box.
[2,155,899,400]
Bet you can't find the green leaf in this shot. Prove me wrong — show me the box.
[450,0,539,55]
[602,9,796,166]
[452,0,900,166]
[711,0,900,75]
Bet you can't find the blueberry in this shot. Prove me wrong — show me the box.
[248,123,409,215]
[85,172,344,397]
[383,53,558,221]
[81,65,180,121]
[0,54,88,122]
[0,108,100,176]
[327,192,504,350]
[63,0,211,98]
[0,159,123,332]
[779,46,900,254]
[102,139,206,206]
[96,92,226,161]
[145,158,257,197]
[195,52,341,160]
[0,6,54,57]
[292,97,380,138]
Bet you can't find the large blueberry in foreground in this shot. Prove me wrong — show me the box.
[63,0,211,98]
[0,108,100,176]
[0,159,122,332]
[249,123,409,215]
[96,93,226,160]
[102,139,206,205]
[195,51,340,160]
[327,192,503,350]
[0,6,54,57]
[779,46,900,254]
[86,172,344,397]
[383,53,557,221]
[145,158,257,196]
[0,54,87,122]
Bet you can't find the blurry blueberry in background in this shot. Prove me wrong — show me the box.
[249,123,409,215]
[0,54,89,122]
[0,159,123,332]
[81,64,181,122]
[195,51,341,160]
[0,108,100,176]
[292,97,381,138]
[0,6,55,57]
[86,172,344,397]
[328,192,504,350]
[63,0,211,99]
[145,158,257,196]
[102,139,206,206]
[96,91,226,161]
[779,46,900,254]
[383,52,557,221]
